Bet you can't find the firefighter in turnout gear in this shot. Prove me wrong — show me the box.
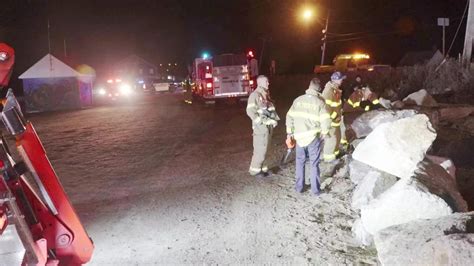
[344,82,381,113]
[246,75,279,177]
[286,78,331,195]
[322,71,347,162]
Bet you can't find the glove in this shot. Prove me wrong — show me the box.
[286,136,295,149]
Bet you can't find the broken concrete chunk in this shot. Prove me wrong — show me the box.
[352,218,373,246]
[353,114,436,179]
[351,170,398,210]
[374,212,474,265]
[351,109,417,138]
[403,89,439,107]
[414,159,468,212]
[360,178,453,235]
[426,154,456,179]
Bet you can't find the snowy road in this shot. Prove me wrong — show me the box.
[28,94,375,265]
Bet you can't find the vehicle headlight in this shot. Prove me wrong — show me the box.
[119,84,132,95]
[98,88,106,95]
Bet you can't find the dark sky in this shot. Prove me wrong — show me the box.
[0,0,469,77]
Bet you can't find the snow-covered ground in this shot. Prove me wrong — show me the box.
[2,94,376,265]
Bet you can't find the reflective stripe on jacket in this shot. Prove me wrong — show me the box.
[286,88,331,147]
[322,81,343,126]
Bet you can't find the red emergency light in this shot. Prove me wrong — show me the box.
[247,51,255,58]
[0,43,15,88]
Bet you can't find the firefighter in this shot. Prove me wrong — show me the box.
[246,75,279,177]
[359,86,380,111]
[344,85,380,112]
[321,71,346,163]
[286,78,331,195]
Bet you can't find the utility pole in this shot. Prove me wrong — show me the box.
[47,19,53,71]
[321,10,330,65]
[463,0,474,66]
[63,38,67,58]
[437,18,449,56]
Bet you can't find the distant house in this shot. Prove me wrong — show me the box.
[19,54,94,113]
[398,49,444,67]
[114,54,160,82]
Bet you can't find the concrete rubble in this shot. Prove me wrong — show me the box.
[352,114,437,179]
[360,178,453,235]
[403,89,439,107]
[345,99,472,264]
[350,109,417,138]
[374,212,474,265]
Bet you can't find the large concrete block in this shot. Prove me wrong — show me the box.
[374,212,474,265]
[351,170,398,210]
[360,178,453,235]
[353,114,436,179]
[351,109,417,138]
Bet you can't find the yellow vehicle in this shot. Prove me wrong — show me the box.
[314,53,390,73]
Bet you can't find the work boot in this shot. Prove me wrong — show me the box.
[263,170,273,177]
[253,171,268,178]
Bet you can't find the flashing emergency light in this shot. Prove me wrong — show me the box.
[247,51,255,58]
[119,84,132,95]
[202,52,210,59]
[0,51,9,61]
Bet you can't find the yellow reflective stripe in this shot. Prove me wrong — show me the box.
[334,150,340,156]
[326,98,339,107]
[330,111,338,119]
[348,99,354,107]
[288,111,321,122]
[353,101,360,107]
[262,166,269,172]
[268,106,275,111]
[331,121,341,127]
[341,139,348,144]
[323,154,336,161]
[364,106,370,111]
[372,99,380,105]
[293,129,321,139]
[247,103,256,109]
[328,100,342,107]
[321,130,329,135]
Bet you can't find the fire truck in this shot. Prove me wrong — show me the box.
[0,43,94,265]
[191,52,258,103]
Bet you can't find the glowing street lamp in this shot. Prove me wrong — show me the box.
[302,9,314,21]
[298,5,330,65]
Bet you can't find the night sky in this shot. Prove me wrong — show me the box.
[0,0,469,80]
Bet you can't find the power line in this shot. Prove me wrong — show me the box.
[446,0,469,56]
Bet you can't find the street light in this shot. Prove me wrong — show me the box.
[302,9,313,21]
[298,5,330,65]
[300,6,315,23]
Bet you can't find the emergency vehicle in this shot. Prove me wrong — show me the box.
[191,52,258,103]
[314,53,391,73]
